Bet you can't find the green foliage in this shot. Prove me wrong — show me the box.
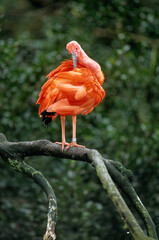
[0,0,159,239]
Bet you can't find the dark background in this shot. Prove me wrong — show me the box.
[0,0,159,239]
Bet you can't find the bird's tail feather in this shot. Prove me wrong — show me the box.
[40,110,57,126]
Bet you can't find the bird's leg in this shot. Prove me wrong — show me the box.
[66,115,85,149]
[56,116,69,150]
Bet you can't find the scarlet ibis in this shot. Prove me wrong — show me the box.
[37,41,105,150]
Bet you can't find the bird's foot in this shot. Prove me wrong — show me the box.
[65,141,85,150]
[55,141,69,151]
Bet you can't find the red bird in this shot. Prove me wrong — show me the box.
[37,41,105,150]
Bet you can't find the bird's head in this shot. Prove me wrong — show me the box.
[66,41,81,68]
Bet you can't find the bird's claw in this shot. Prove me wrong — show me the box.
[65,142,85,150]
[55,141,69,151]
[56,141,85,151]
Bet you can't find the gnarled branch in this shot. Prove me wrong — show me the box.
[0,133,158,240]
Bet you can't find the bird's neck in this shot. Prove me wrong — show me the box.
[78,48,104,85]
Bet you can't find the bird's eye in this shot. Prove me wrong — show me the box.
[76,47,78,50]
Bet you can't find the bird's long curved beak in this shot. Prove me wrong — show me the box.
[71,52,77,69]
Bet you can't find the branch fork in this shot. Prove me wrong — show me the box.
[0,133,157,240]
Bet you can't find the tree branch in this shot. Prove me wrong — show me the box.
[0,134,57,240]
[91,151,155,240]
[7,161,57,240]
[0,133,158,240]
[104,159,158,239]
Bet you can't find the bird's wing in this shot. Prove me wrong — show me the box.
[37,66,105,115]
[37,79,59,114]
[55,68,105,107]
[37,60,74,114]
